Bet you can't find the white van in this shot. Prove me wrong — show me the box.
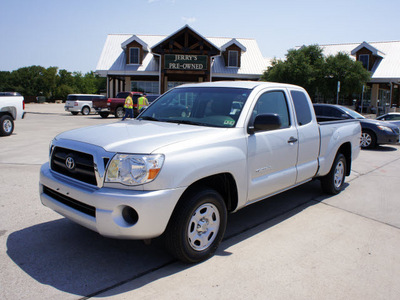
[64,94,107,115]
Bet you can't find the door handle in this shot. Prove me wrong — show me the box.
[288,136,298,143]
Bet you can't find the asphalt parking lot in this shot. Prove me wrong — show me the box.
[1,103,400,300]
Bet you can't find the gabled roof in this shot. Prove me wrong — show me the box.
[350,41,385,58]
[121,35,149,51]
[150,24,220,54]
[221,38,247,52]
[316,41,400,82]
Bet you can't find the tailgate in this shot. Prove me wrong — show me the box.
[92,98,108,108]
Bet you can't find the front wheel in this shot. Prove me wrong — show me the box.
[360,130,376,149]
[165,187,227,263]
[0,115,14,136]
[320,153,347,195]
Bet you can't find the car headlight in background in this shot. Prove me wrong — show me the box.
[105,154,164,185]
[377,125,394,133]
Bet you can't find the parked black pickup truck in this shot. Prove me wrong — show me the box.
[314,104,400,149]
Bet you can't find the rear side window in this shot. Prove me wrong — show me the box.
[314,106,343,118]
[291,91,312,126]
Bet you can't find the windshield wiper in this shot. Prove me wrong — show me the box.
[164,119,209,126]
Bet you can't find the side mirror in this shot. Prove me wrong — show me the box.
[248,113,282,134]
[341,113,351,119]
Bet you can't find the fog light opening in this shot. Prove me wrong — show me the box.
[121,206,139,225]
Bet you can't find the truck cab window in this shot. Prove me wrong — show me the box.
[252,91,290,128]
[290,90,312,126]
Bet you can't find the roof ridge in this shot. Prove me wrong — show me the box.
[318,40,400,47]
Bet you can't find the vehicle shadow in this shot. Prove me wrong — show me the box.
[6,180,331,298]
[363,145,398,152]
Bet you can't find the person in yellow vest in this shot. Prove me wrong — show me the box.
[137,93,149,112]
[122,92,134,120]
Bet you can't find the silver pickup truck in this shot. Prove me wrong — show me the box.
[40,81,361,262]
[0,92,25,136]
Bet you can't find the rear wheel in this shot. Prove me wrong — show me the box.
[115,106,125,118]
[321,153,346,195]
[165,186,227,263]
[0,115,14,136]
[81,106,90,115]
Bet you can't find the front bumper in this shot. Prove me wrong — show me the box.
[376,131,400,145]
[39,163,185,239]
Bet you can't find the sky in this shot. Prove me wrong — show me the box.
[1,0,399,74]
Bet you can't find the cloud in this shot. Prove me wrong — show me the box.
[182,16,196,24]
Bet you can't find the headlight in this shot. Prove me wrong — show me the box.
[105,154,164,186]
[377,125,394,133]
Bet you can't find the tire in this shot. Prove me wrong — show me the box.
[321,153,346,195]
[165,186,227,263]
[115,106,125,118]
[99,112,109,118]
[360,130,376,149]
[71,112,79,115]
[0,115,14,136]
[81,106,90,115]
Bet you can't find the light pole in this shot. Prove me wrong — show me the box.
[336,81,340,104]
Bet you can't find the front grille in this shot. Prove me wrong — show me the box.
[51,147,97,185]
[43,186,96,218]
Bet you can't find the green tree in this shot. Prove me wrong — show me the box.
[1,65,106,101]
[322,52,370,102]
[262,45,325,97]
[262,45,370,103]
[0,71,12,91]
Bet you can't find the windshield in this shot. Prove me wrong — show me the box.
[340,106,365,119]
[138,87,251,128]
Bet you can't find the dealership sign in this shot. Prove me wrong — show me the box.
[164,54,208,70]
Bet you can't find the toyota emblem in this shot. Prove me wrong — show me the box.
[65,156,75,170]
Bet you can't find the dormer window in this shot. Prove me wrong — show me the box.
[359,54,369,69]
[129,47,140,64]
[228,50,239,67]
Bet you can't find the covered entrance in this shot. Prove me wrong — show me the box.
[151,26,220,94]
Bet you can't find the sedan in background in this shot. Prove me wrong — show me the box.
[314,104,400,149]
[376,112,400,128]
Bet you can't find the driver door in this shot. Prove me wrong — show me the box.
[246,90,299,203]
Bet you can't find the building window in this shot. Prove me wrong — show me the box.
[131,81,159,94]
[129,48,140,64]
[228,50,239,67]
[359,54,369,70]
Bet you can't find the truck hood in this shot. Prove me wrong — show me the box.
[55,120,228,153]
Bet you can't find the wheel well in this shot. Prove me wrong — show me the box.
[363,128,376,138]
[337,142,352,176]
[180,173,238,213]
[0,109,16,120]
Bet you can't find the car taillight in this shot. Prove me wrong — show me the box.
[23,100,25,110]
[74,102,78,106]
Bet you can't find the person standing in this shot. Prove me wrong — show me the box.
[122,92,134,120]
[137,93,149,113]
